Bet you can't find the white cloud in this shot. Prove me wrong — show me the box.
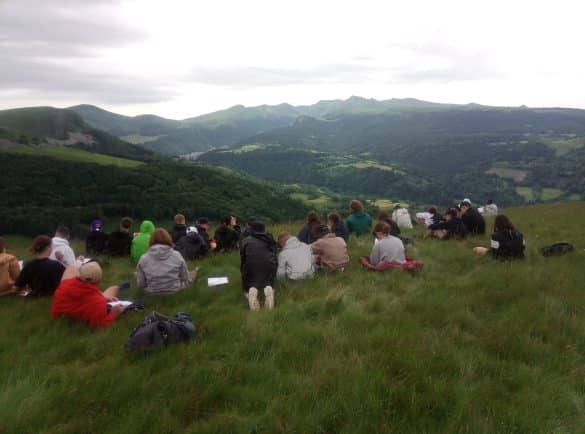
[0,0,584,118]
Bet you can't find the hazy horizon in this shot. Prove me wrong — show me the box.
[1,0,584,118]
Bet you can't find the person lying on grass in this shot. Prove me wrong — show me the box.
[473,214,525,260]
[51,261,124,328]
[311,224,349,272]
[277,232,315,281]
[240,221,277,311]
[360,222,405,270]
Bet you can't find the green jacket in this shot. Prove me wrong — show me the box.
[345,212,372,237]
[131,220,155,262]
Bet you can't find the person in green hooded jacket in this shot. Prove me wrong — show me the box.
[131,220,155,262]
[345,200,372,237]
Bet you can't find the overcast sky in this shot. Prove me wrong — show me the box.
[1,0,583,119]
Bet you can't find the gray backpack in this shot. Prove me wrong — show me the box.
[126,311,197,353]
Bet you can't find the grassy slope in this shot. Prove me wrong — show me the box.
[1,202,584,433]
[4,146,143,168]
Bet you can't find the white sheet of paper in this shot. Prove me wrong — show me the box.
[208,277,229,287]
[107,300,133,308]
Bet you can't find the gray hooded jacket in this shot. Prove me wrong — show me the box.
[136,244,191,294]
[277,236,315,280]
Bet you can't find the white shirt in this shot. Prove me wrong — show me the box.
[49,237,76,268]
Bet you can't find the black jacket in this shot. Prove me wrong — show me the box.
[170,224,187,244]
[107,230,132,256]
[331,221,350,242]
[429,218,467,239]
[174,233,205,261]
[240,232,277,291]
[380,218,401,237]
[297,223,319,244]
[86,231,108,254]
[491,229,525,260]
[461,208,486,235]
[214,225,241,252]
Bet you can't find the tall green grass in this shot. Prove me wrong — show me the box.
[0,202,584,433]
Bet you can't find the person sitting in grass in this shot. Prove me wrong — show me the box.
[416,206,441,227]
[360,222,405,270]
[473,215,525,260]
[392,203,413,229]
[174,226,206,261]
[426,208,467,240]
[277,232,315,281]
[170,214,188,244]
[0,236,20,296]
[459,200,486,235]
[481,199,499,216]
[311,224,349,271]
[14,235,65,297]
[49,226,81,268]
[240,221,277,310]
[107,217,133,256]
[85,219,108,255]
[297,211,321,244]
[195,217,216,254]
[240,216,257,240]
[131,220,155,262]
[137,228,196,294]
[51,261,124,328]
[377,211,401,237]
[214,215,241,252]
[345,200,372,237]
[328,212,349,242]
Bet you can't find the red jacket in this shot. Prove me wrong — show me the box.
[51,278,116,328]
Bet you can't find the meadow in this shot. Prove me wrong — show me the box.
[4,146,143,168]
[1,202,584,433]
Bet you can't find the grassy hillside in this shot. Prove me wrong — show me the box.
[4,146,143,168]
[0,202,584,433]
[0,107,153,161]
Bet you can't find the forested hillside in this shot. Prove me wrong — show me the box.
[199,145,522,206]
[0,153,307,236]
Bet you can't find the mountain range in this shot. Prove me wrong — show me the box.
[1,96,584,209]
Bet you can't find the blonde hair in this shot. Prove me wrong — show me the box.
[174,214,186,225]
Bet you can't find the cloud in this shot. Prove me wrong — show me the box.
[0,0,175,104]
[187,63,379,88]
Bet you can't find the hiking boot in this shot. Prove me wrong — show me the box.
[248,287,260,311]
[264,286,274,310]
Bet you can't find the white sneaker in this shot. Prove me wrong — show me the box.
[248,287,260,311]
[264,286,274,310]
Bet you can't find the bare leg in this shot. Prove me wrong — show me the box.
[102,286,119,299]
[61,265,79,281]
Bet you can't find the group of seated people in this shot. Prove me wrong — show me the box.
[0,197,525,326]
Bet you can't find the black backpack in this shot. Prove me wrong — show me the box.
[540,242,574,257]
[126,311,197,353]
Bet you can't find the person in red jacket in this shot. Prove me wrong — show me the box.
[51,261,124,328]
